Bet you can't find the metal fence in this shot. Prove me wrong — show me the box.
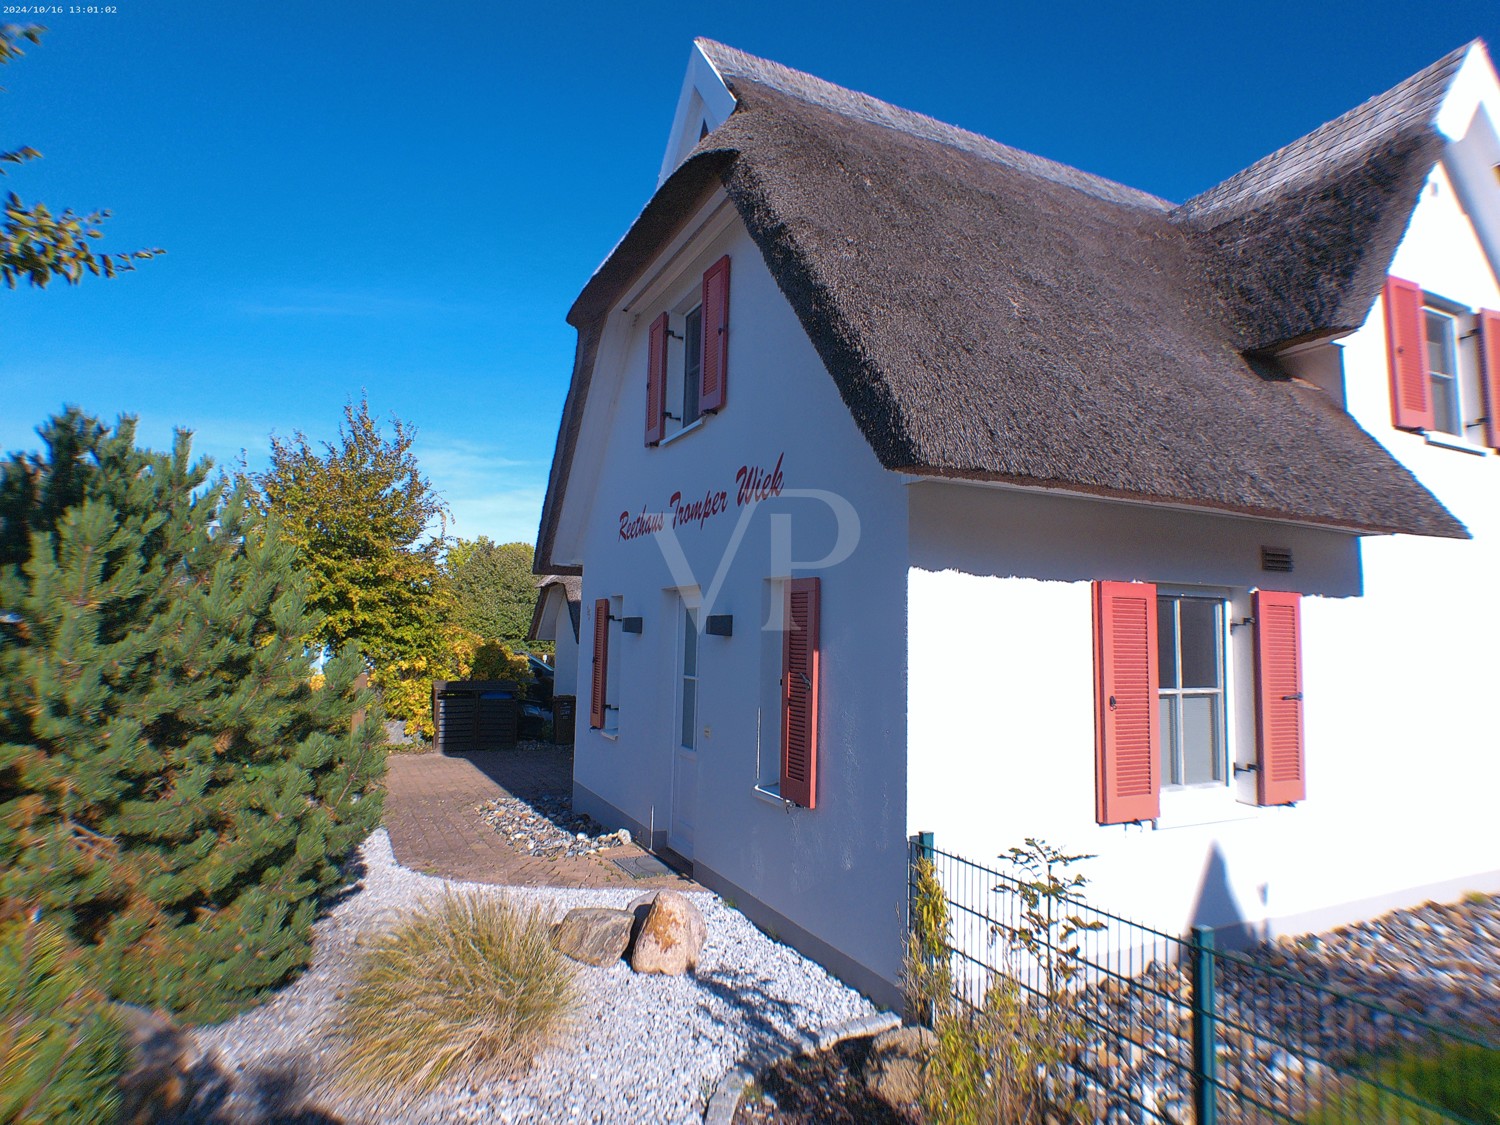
[910,835,1497,1124]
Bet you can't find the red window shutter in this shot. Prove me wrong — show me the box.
[1092,581,1160,825]
[1384,276,1433,432]
[589,598,610,730]
[646,312,668,446]
[1253,590,1305,805]
[700,255,730,414]
[780,577,820,809]
[1479,309,1500,450]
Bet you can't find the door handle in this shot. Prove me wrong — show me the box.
[1282,693,1303,701]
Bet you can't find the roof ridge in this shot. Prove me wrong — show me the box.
[695,37,1173,212]
[1176,41,1473,221]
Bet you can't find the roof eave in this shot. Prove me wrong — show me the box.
[537,148,740,574]
[898,467,1471,541]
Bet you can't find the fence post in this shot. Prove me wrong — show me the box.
[907,832,934,938]
[1190,924,1218,1125]
[906,832,937,1026]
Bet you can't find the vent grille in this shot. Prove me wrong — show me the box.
[1261,546,1294,573]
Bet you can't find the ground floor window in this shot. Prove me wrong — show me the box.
[679,601,698,751]
[1156,593,1226,788]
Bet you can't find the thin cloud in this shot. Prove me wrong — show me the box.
[233,289,481,319]
[417,433,545,545]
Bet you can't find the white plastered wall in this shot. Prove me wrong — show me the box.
[560,204,911,997]
[906,145,1500,942]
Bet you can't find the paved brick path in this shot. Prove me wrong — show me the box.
[382,746,696,890]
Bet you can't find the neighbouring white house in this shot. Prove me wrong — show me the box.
[528,574,581,698]
[534,38,1500,1007]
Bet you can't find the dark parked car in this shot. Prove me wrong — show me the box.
[524,654,555,707]
[518,700,550,741]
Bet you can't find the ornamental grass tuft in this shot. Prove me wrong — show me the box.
[333,891,577,1103]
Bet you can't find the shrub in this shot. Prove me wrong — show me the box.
[0,411,387,1022]
[334,890,577,1102]
[469,639,530,689]
[0,913,127,1125]
[905,839,1095,1125]
[378,633,531,741]
[1308,1042,1500,1124]
[1386,1043,1500,1122]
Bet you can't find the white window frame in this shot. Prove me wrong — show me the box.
[658,294,707,445]
[677,599,699,752]
[1151,586,1274,830]
[753,576,792,805]
[1157,591,1229,792]
[1424,306,1463,437]
[1420,294,1489,454]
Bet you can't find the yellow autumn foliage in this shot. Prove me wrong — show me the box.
[373,626,531,742]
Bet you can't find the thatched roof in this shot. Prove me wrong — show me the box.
[1176,44,1469,353]
[537,41,1469,570]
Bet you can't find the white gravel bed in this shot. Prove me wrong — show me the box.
[189,829,878,1124]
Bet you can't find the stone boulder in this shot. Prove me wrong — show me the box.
[112,1003,206,1125]
[627,890,706,975]
[864,1025,936,1109]
[552,907,635,967]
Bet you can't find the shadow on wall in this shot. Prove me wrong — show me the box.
[1188,843,1500,1048]
[906,482,1364,598]
[1188,842,1262,950]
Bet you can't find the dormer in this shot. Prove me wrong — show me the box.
[657,40,737,186]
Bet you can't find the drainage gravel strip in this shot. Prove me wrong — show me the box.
[191,829,878,1124]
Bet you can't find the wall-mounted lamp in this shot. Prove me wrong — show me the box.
[621,616,644,634]
[705,614,733,637]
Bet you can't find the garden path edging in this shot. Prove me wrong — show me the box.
[702,1010,902,1125]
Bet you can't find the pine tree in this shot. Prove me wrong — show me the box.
[0,410,386,1022]
[0,912,127,1124]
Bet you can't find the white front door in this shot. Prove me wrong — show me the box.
[668,599,699,858]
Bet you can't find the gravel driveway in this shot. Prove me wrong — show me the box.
[189,830,879,1124]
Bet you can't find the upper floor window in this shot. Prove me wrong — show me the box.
[1424,309,1462,436]
[1384,275,1500,451]
[646,256,730,447]
[681,305,703,430]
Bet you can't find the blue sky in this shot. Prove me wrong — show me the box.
[4,1,1498,545]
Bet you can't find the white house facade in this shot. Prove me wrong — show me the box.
[536,39,1500,1006]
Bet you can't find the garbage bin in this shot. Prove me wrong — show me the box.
[551,695,576,746]
[432,680,519,753]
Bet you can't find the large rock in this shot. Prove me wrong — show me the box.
[112,1003,205,1125]
[552,907,635,967]
[627,891,706,975]
[864,1025,936,1109]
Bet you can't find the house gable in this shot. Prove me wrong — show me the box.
[658,41,738,187]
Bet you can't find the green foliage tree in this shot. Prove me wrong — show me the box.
[252,397,451,730]
[0,410,386,1022]
[0,912,127,1124]
[446,537,538,649]
[1,26,160,288]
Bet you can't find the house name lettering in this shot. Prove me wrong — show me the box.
[618,453,787,541]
